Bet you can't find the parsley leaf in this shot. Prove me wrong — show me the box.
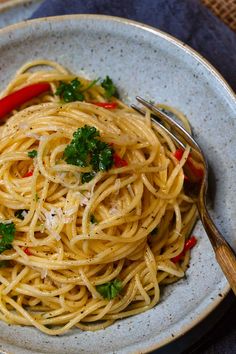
[56,78,84,102]
[81,171,96,184]
[15,209,28,220]
[0,222,16,254]
[64,125,114,183]
[96,279,122,300]
[28,150,37,158]
[64,125,99,167]
[56,77,99,103]
[101,76,118,98]
[90,141,114,172]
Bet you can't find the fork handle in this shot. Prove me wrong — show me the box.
[199,205,236,296]
[216,244,236,295]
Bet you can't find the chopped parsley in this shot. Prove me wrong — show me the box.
[55,77,99,103]
[96,279,122,300]
[35,193,39,202]
[81,171,96,184]
[15,209,28,220]
[27,150,37,158]
[56,78,84,102]
[90,214,97,224]
[64,125,114,183]
[56,76,118,102]
[101,76,118,99]
[0,221,16,254]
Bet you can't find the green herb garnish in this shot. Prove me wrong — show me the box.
[15,209,28,220]
[90,214,97,224]
[64,125,114,183]
[96,279,122,300]
[27,150,37,158]
[101,76,118,98]
[56,77,99,103]
[56,78,84,102]
[81,171,96,184]
[0,222,16,254]
[35,193,39,202]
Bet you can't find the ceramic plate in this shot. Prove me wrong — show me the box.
[0,15,235,354]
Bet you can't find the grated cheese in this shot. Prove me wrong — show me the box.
[64,207,77,216]
[109,206,118,215]
[41,268,48,279]
[25,132,41,140]
[19,122,29,130]
[22,210,28,218]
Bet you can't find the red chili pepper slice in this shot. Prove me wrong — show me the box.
[113,153,128,168]
[171,236,197,263]
[174,148,184,161]
[173,149,203,181]
[23,170,34,178]
[184,235,197,251]
[0,82,51,119]
[92,102,117,109]
[23,247,32,256]
[186,158,204,179]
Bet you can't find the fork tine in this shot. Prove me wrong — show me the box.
[136,96,200,152]
[131,104,186,150]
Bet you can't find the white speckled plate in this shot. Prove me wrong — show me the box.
[0,15,235,354]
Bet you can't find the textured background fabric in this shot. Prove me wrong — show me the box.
[31,0,236,91]
[31,0,236,353]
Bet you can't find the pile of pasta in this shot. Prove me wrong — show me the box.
[0,60,197,334]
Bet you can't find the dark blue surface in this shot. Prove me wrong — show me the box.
[31,1,236,353]
[31,0,236,92]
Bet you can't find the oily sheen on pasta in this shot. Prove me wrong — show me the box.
[0,60,198,335]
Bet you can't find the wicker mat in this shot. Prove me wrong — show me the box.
[202,0,236,31]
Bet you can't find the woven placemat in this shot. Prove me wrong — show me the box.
[202,0,236,31]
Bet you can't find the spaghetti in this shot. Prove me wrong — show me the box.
[0,60,198,335]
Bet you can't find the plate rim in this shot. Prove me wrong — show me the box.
[0,14,235,353]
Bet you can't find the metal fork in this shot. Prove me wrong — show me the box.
[132,96,236,295]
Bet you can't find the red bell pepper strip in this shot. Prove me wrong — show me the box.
[23,247,32,256]
[113,153,128,168]
[0,82,51,119]
[92,102,117,109]
[23,170,34,178]
[171,236,197,263]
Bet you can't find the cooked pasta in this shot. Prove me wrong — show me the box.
[0,60,198,335]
